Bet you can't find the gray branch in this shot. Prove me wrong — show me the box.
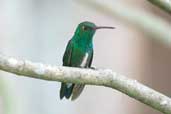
[0,54,171,114]
[148,0,171,15]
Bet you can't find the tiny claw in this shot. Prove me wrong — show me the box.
[90,66,97,70]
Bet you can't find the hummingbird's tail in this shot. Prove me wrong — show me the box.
[60,83,74,99]
[60,83,85,100]
[71,84,85,100]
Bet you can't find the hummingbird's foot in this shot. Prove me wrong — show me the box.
[90,66,98,70]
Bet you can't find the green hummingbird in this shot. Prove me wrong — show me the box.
[60,21,114,100]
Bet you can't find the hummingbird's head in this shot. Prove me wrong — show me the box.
[75,21,97,39]
[74,21,114,43]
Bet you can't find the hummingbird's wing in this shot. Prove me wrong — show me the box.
[71,50,94,100]
[60,40,74,99]
[62,40,72,66]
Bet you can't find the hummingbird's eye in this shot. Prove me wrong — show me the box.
[82,26,88,31]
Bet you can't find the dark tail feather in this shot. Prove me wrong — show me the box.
[60,83,74,99]
[71,84,85,100]
[60,83,66,99]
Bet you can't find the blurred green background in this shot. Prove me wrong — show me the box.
[0,0,171,114]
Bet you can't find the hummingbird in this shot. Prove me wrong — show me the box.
[60,21,114,100]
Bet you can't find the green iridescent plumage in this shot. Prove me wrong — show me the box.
[60,21,114,100]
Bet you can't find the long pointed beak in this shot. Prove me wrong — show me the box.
[94,26,115,30]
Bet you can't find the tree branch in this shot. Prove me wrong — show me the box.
[0,54,171,114]
[148,0,171,15]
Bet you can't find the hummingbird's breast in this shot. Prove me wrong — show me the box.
[80,53,89,67]
[71,43,92,68]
